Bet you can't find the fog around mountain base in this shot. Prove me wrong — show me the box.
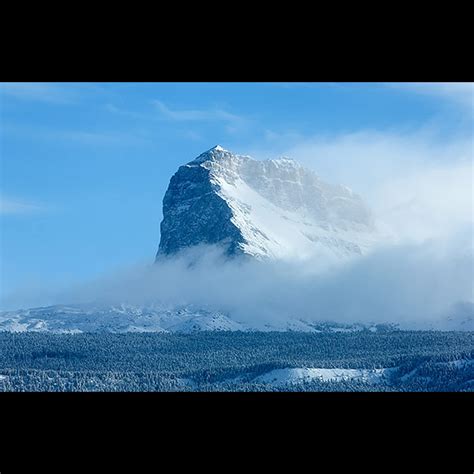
[4,231,470,329]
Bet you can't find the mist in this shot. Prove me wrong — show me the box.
[40,231,467,326]
[4,229,471,327]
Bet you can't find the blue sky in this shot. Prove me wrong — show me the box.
[0,82,472,305]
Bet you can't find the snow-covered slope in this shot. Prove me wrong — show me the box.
[252,367,394,386]
[0,304,244,334]
[0,302,471,333]
[0,304,316,334]
[157,145,377,260]
[0,303,399,334]
[2,304,365,334]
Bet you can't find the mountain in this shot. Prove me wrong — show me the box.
[157,145,377,261]
[0,304,244,334]
[0,303,401,334]
[1,301,472,334]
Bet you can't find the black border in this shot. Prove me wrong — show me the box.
[1,392,472,462]
[1,30,472,465]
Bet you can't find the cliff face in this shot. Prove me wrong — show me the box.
[157,145,376,260]
[158,155,243,257]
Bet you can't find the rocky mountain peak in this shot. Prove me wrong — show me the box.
[157,147,376,260]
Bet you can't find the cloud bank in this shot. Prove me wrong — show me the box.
[10,235,468,329]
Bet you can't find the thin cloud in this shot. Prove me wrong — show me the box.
[104,103,149,120]
[2,123,148,147]
[0,83,79,104]
[52,130,145,146]
[152,99,245,125]
[387,82,474,110]
[105,101,248,138]
[0,197,44,215]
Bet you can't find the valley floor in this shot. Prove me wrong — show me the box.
[0,331,472,391]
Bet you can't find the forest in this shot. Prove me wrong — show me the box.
[0,330,472,391]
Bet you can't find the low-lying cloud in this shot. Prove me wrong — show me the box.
[82,238,472,326]
[4,234,471,328]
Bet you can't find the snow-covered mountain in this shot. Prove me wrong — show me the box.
[2,301,471,334]
[157,145,377,260]
[0,304,244,334]
[0,303,403,334]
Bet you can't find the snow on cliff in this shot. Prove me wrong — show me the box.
[157,145,377,260]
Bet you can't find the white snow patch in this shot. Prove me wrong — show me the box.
[216,175,377,261]
[185,147,379,261]
[0,304,246,334]
[253,367,393,386]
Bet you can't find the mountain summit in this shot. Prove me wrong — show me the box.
[157,146,376,260]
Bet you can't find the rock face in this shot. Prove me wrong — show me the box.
[157,145,376,260]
